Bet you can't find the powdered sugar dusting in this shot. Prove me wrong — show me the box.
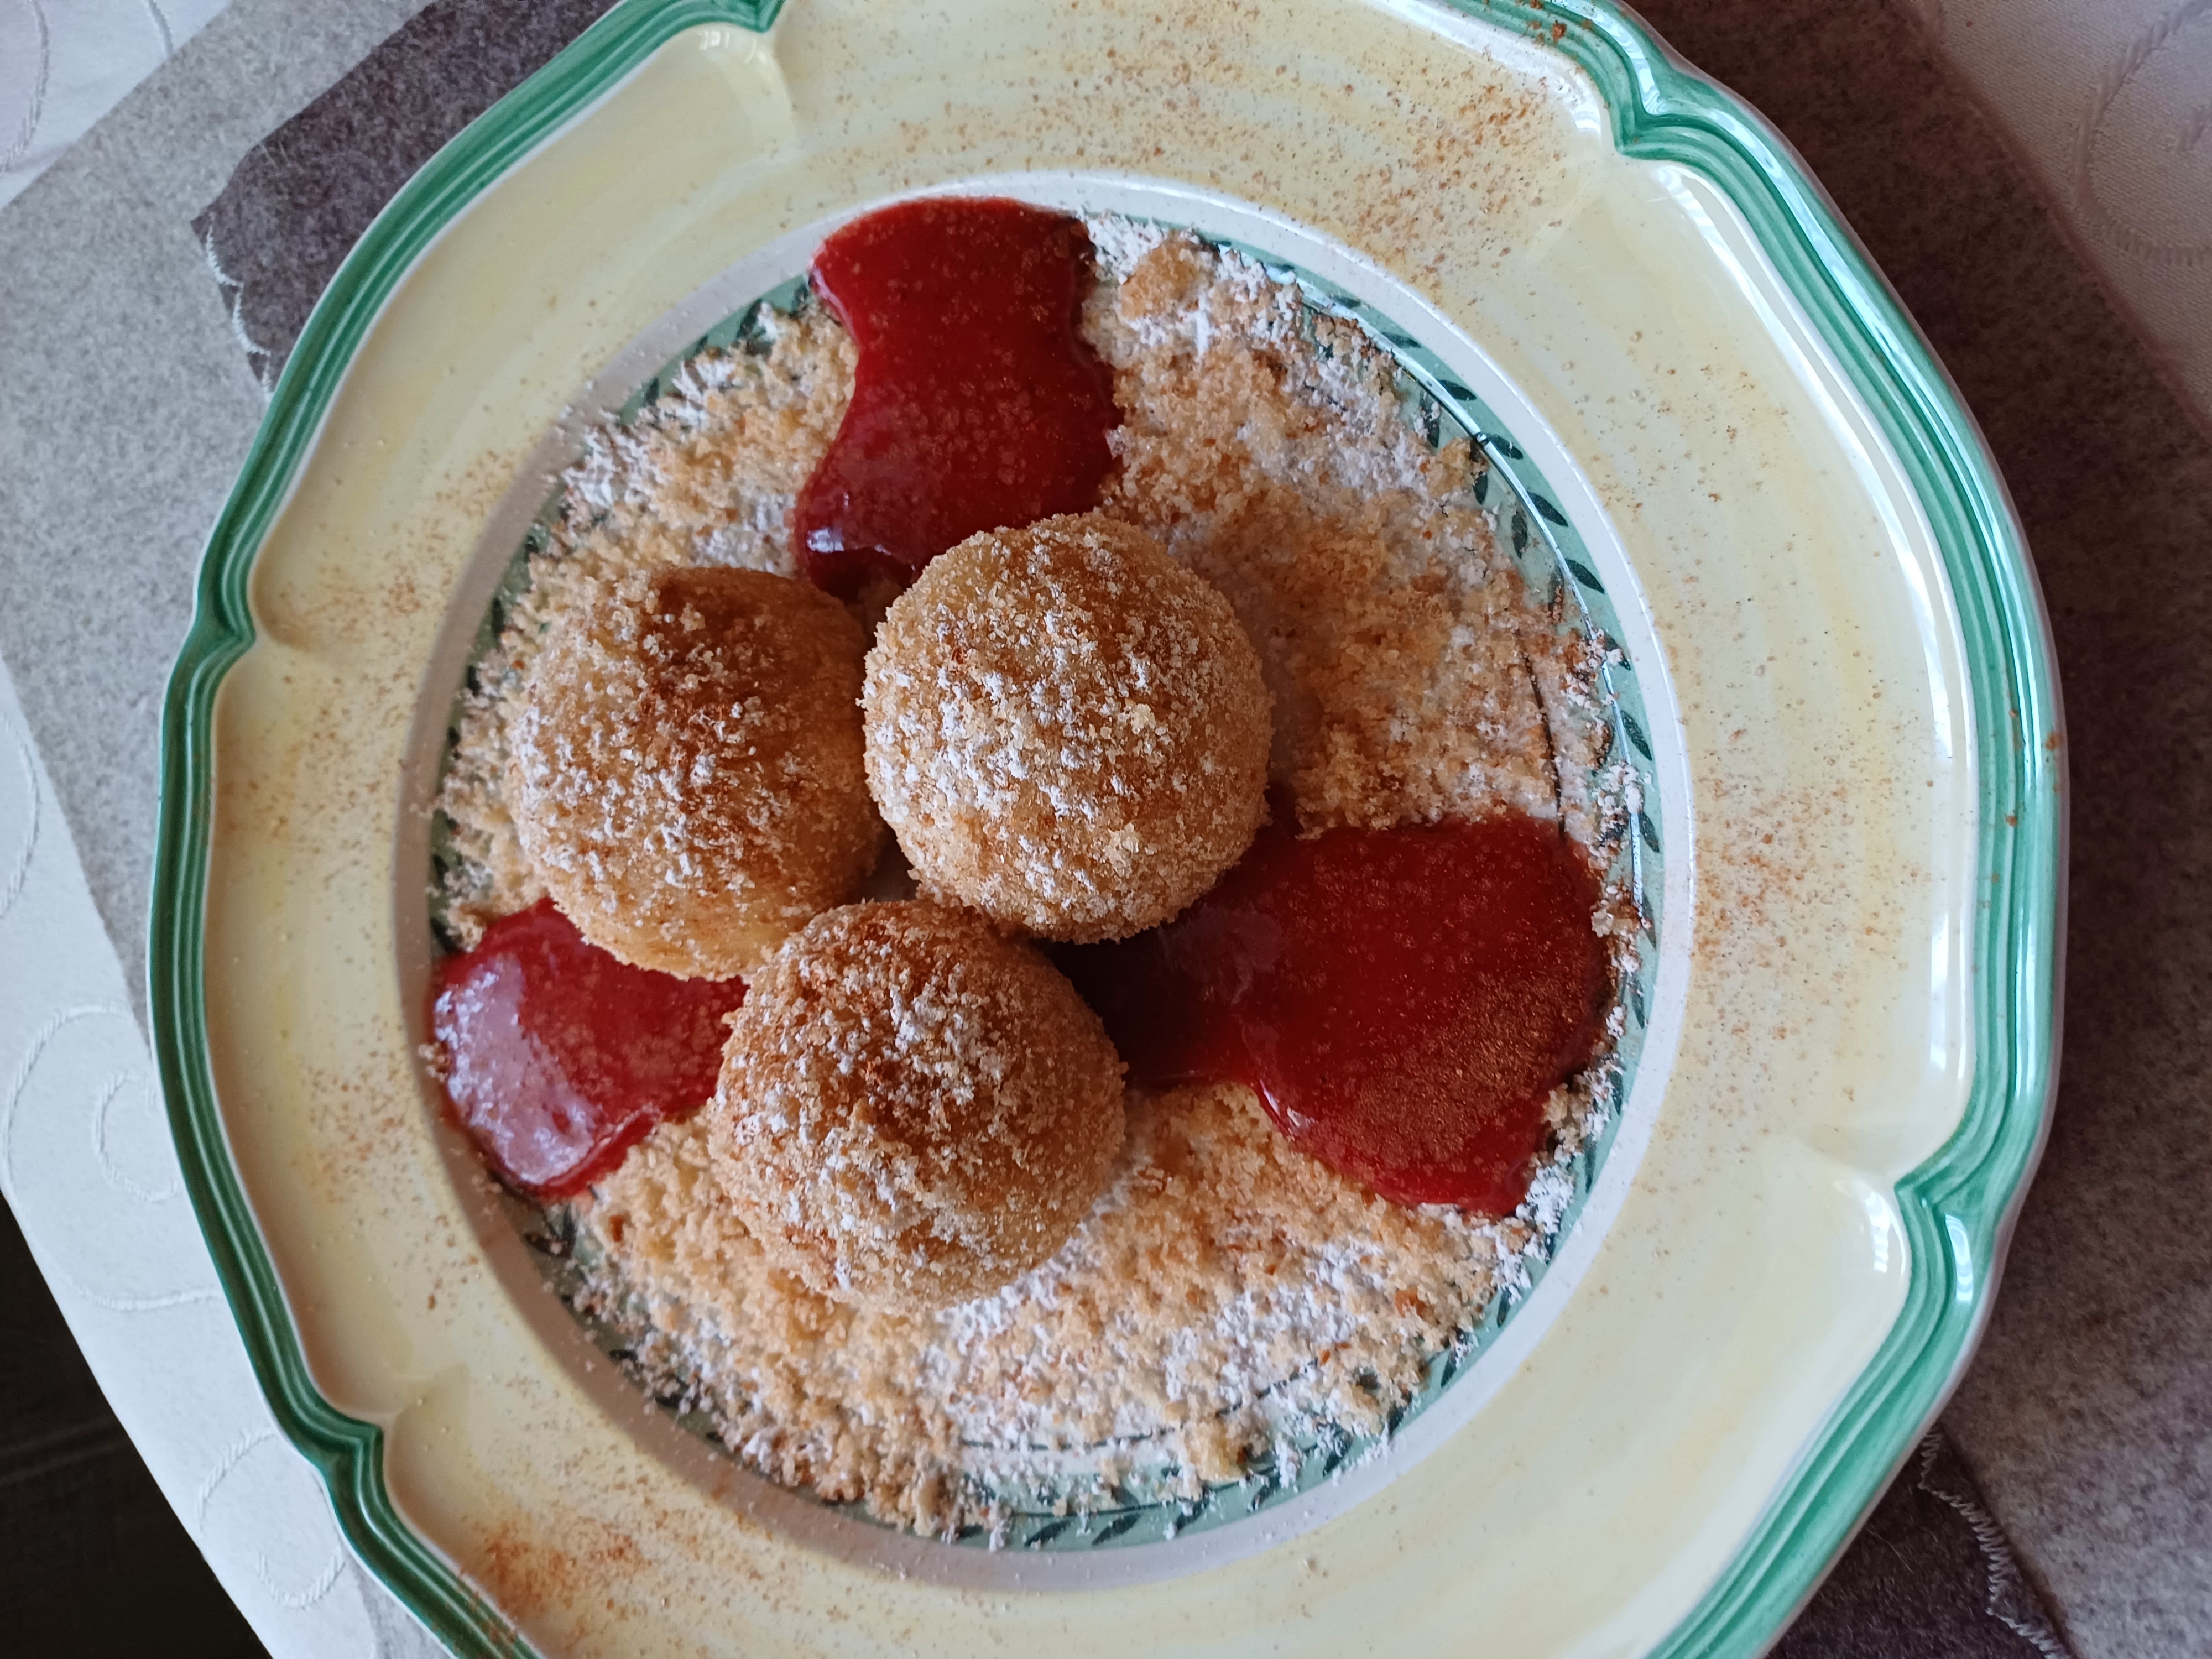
[1093,232,1593,838]
[708,901,1124,1312]
[436,222,1637,1544]
[436,305,854,947]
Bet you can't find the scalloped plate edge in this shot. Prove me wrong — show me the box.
[148,2,2063,1655]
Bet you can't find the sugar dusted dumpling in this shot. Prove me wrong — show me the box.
[707,901,1125,1311]
[508,566,884,978]
[862,513,1271,941]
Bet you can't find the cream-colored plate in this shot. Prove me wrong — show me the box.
[153,2,2062,1654]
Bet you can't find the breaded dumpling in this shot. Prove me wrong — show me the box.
[708,901,1125,1311]
[508,566,884,978]
[862,513,1270,941]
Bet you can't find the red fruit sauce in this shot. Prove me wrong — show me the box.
[430,899,745,1201]
[792,197,1119,598]
[1057,813,1611,1213]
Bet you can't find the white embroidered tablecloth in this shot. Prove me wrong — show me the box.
[0,0,228,211]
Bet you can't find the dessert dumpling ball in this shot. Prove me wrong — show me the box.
[862,513,1271,942]
[708,901,1125,1311]
[508,566,885,979]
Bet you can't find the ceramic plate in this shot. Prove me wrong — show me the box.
[151,2,2063,1654]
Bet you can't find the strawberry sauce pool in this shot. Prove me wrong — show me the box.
[792,197,1118,598]
[1058,813,1612,1213]
[431,899,745,1201]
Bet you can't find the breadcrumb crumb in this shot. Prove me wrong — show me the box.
[437,225,1630,1540]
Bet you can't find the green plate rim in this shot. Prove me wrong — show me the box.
[147,0,2064,1653]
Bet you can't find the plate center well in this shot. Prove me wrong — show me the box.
[394,178,1686,1584]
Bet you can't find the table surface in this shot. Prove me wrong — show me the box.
[2,1,2209,1654]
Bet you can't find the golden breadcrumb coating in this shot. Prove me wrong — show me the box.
[507,567,884,978]
[708,901,1125,1312]
[862,513,1271,942]
[435,307,855,950]
[440,233,1634,1541]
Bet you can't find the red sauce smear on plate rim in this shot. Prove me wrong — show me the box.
[431,898,745,1202]
[792,196,1119,598]
[1058,812,1612,1212]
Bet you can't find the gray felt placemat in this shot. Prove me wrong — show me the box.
[192,0,618,393]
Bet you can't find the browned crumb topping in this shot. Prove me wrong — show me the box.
[1091,232,1595,837]
[508,566,884,978]
[709,901,1125,1312]
[863,513,1271,941]
[582,1078,1535,1535]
